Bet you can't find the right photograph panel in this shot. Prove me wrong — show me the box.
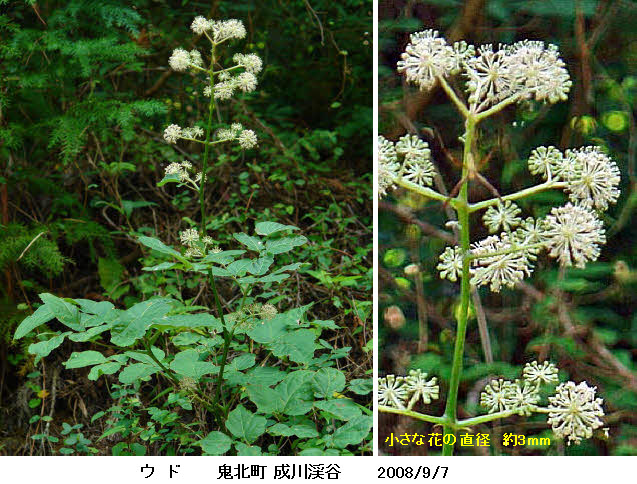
[377,0,635,456]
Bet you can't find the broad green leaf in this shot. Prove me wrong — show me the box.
[268,422,318,439]
[138,236,181,257]
[14,305,54,340]
[312,368,346,398]
[246,384,282,415]
[121,200,156,217]
[157,172,181,186]
[330,415,372,448]
[119,363,158,384]
[269,329,316,364]
[75,299,116,317]
[265,236,307,255]
[226,405,267,444]
[254,221,298,236]
[155,313,222,332]
[64,351,107,369]
[88,361,123,381]
[348,378,373,395]
[110,299,172,347]
[249,256,274,276]
[226,259,253,276]
[233,233,264,252]
[246,367,286,387]
[28,332,71,360]
[124,347,165,367]
[234,442,262,456]
[69,324,112,342]
[198,431,232,455]
[202,250,246,265]
[247,315,288,344]
[227,353,256,371]
[314,399,362,421]
[273,262,305,274]
[40,293,82,330]
[98,257,124,293]
[237,273,290,284]
[170,349,218,380]
[142,262,177,272]
[210,266,232,277]
[275,370,315,416]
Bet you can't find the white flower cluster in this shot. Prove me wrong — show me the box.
[163,124,204,144]
[378,369,439,410]
[190,16,246,43]
[435,144,619,289]
[178,228,219,258]
[216,123,258,149]
[168,48,204,72]
[377,134,434,197]
[547,381,605,445]
[398,30,571,110]
[165,161,202,190]
[480,362,605,444]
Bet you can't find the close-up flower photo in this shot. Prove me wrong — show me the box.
[378,0,636,456]
[1,1,372,456]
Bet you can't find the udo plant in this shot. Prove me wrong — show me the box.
[15,16,371,456]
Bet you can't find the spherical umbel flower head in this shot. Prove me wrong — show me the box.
[547,381,605,445]
[396,135,434,187]
[378,375,408,409]
[437,246,464,282]
[378,136,399,198]
[523,360,559,385]
[168,48,191,71]
[397,30,456,91]
[482,200,522,233]
[565,146,621,211]
[470,233,535,292]
[480,379,514,414]
[404,369,439,409]
[544,202,606,268]
[528,146,565,181]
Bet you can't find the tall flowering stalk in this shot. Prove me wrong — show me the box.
[379,31,619,454]
[162,16,262,421]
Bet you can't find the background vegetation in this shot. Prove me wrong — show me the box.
[379,0,636,455]
[0,0,372,455]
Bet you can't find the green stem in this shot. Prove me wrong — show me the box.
[200,44,216,236]
[394,177,454,205]
[469,181,568,213]
[378,405,449,426]
[456,409,521,428]
[211,269,232,411]
[438,76,470,118]
[442,115,475,456]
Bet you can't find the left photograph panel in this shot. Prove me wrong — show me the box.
[2,1,372,456]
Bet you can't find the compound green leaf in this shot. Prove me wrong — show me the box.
[226,405,267,444]
[248,256,274,276]
[155,313,222,332]
[226,259,252,276]
[202,250,246,265]
[348,378,373,395]
[234,442,262,456]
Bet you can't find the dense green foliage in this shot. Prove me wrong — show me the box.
[1,0,371,456]
[379,0,636,456]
